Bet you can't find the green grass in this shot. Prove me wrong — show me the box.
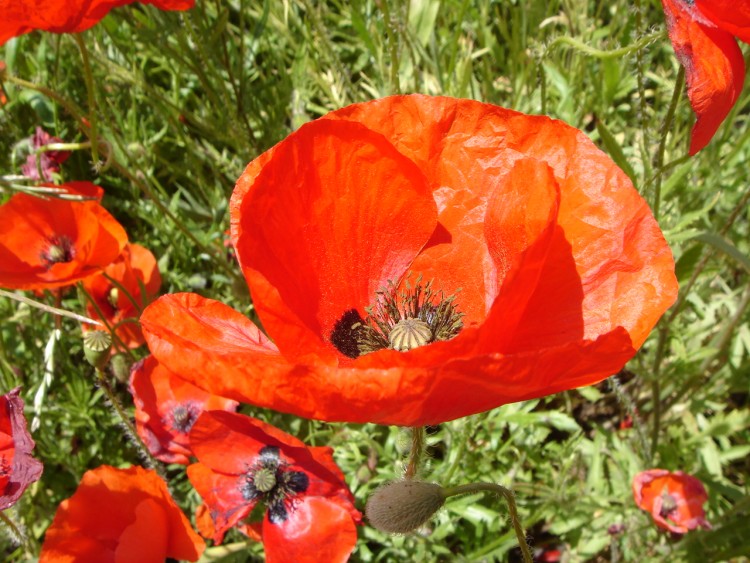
[1,0,749,561]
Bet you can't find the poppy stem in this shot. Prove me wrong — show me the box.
[379,0,402,94]
[441,482,532,563]
[73,34,100,168]
[0,289,102,326]
[94,367,165,476]
[546,30,664,60]
[652,64,685,221]
[404,426,425,479]
[0,509,36,556]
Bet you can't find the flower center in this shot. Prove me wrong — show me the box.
[40,235,75,267]
[168,402,200,434]
[239,446,310,524]
[659,491,678,518]
[331,276,463,358]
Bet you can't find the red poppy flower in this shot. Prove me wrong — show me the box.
[141,95,678,427]
[129,355,238,464]
[661,0,746,154]
[0,387,43,510]
[187,411,361,563]
[39,464,205,563]
[21,127,71,181]
[0,0,194,46]
[0,182,127,290]
[82,243,161,350]
[632,469,711,534]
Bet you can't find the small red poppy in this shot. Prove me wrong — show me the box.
[40,464,205,562]
[0,0,194,46]
[82,243,161,350]
[0,182,127,290]
[0,387,43,510]
[661,0,746,154]
[142,95,677,426]
[129,355,238,464]
[187,411,361,563]
[632,469,711,534]
[21,127,71,181]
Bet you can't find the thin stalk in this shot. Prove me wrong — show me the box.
[0,510,36,556]
[442,483,532,563]
[546,30,663,60]
[94,366,164,476]
[380,0,401,94]
[73,34,100,166]
[653,65,685,220]
[404,426,425,479]
[0,289,102,326]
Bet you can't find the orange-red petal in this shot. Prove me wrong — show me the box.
[0,0,194,46]
[695,0,750,44]
[232,119,436,362]
[662,0,745,154]
[40,465,204,562]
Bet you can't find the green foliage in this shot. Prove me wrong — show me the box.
[1,0,749,561]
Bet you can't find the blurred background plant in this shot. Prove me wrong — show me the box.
[1,0,748,561]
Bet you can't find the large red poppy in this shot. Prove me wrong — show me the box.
[0,0,194,46]
[39,464,205,563]
[0,387,43,510]
[129,355,238,464]
[0,182,127,290]
[187,411,361,563]
[82,243,161,350]
[632,469,710,534]
[141,95,678,427]
[661,0,746,154]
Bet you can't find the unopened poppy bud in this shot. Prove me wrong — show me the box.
[365,480,446,534]
[110,353,132,384]
[83,330,111,370]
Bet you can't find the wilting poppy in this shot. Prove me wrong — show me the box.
[141,95,678,427]
[0,182,127,290]
[129,355,238,464]
[661,0,746,154]
[0,0,194,46]
[39,465,205,562]
[82,243,161,350]
[20,127,71,181]
[187,411,361,563]
[0,387,43,510]
[632,469,710,534]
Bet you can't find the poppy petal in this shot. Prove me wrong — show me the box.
[662,0,745,154]
[232,119,436,362]
[115,499,169,563]
[261,496,358,563]
[695,0,750,44]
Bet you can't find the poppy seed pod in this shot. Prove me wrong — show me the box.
[83,330,112,370]
[366,480,446,534]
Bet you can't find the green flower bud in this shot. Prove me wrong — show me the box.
[366,480,446,534]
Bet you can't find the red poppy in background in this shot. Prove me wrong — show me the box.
[129,356,238,464]
[0,0,194,46]
[82,243,161,350]
[40,465,205,562]
[632,469,710,534]
[141,95,678,427]
[188,411,361,563]
[661,0,746,154]
[0,182,127,290]
[0,387,43,510]
[21,127,71,182]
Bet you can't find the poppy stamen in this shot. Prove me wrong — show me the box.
[659,490,678,518]
[40,235,75,267]
[335,276,463,357]
[239,445,310,525]
[167,402,200,434]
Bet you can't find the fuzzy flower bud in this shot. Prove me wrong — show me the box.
[365,480,446,534]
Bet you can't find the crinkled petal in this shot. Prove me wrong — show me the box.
[232,119,436,362]
[695,0,750,44]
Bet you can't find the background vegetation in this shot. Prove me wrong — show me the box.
[1,0,749,561]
